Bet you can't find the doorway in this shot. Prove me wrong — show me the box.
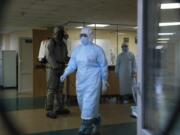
[18,38,33,93]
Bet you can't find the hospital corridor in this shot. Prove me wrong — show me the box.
[0,0,179,135]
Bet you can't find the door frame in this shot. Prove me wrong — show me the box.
[137,0,144,134]
[137,0,160,134]
[137,0,153,134]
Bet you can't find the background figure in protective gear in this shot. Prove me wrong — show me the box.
[115,43,136,104]
[60,27,108,135]
[45,26,70,118]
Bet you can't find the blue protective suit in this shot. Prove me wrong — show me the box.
[115,51,136,95]
[63,28,108,119]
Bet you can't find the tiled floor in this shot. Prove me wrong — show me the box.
[0,90,136,135]
[28,123,136,135]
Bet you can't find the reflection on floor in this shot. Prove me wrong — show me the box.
[144,70,180,133]
[0,97,45,111]
[0,90,136,135]
[28,123,136,135]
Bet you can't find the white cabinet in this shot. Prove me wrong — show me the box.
[0,50,17,88]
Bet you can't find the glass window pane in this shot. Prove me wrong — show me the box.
[95,24,117,65]
[143,0,180,133]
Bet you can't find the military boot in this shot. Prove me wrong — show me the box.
[46,111,57,119]
[46,92,54,111]
[55,94,70,115]
[92,117,101,135]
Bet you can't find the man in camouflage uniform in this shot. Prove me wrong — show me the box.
[46,26,70,118]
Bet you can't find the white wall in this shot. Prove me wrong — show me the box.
[2,51,17,87]
[67,28,137,65]
[1,31,32,89]
[10,31,32,51]
[1,31,32,52]
[2,34,11,50]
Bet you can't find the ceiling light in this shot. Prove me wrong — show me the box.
[87,24,109,27]
[159,22,180,26]
[157,38,170,41]
[158,33,175,36]
[161,3,180,9]
[156,45,164,49]
[157,41,168,44]
[76,26,83,29]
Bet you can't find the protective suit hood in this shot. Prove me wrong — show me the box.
[121,42,129,52]
[80,27,94,45]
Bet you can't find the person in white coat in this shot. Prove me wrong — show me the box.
[60,27,108,135]
[115,43,136,104]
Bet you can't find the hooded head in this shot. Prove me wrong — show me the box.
[53,26,65,41]
[80,27,94,45]
[121,42,129,52]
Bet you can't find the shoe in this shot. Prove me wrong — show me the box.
[46,111,57,119]
[78,119,93,135]
[55,108,70,115]
[92,117,101,135]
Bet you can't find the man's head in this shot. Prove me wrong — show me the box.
[121,43,129,52]
[80,27,94,45]
[64,33,69,40]
[53,26,65,41]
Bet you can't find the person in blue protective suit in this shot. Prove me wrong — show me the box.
[60,27,109,135]
[115,43,137,104]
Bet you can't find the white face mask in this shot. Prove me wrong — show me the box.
[122,47,129,52]
[80,37,90,45]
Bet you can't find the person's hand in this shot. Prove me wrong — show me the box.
[60,74,67,82]
[102,80,109,95]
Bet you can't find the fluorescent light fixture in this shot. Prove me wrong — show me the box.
[87,24,109,27]
[156,45,164,49]
[118,32,125,35]
[158,33,175,36]
[161,3,180,9]
[157,38,170,41]
[133,26,138,29]
[159,22,180,26]
[76,26,83,29]
[157,41,168,44]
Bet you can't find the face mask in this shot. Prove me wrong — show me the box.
[80,37,90,45]
[122,47,128,52]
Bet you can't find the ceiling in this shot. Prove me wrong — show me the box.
[1,0,137,33]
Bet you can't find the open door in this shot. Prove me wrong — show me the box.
[33,29,52,96]
[137,0,180,134]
